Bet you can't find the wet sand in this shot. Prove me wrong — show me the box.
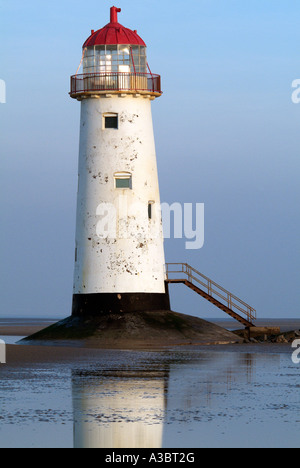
[0,326,53,337]
[0,319,57,336]
[4,343,109,367]
[3,339,293,371]
[0,317,297,363]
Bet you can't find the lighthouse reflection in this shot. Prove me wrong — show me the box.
[71,351,270,449]
[72,368,168,448]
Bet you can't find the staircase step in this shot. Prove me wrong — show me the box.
[166,264,256,329]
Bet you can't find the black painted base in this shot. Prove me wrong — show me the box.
[72,283,171,317]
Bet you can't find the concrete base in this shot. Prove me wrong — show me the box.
[20,310,243,349]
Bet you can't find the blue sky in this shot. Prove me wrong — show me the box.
[0,0,299,319]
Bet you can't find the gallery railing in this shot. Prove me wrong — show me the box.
[70,72,162,96]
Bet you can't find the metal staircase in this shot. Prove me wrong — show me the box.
[165,263,256,328]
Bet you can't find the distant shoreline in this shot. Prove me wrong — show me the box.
[0,319,58,336]
[0,317,299,338]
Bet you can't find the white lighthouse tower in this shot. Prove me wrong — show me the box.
[70,6,170,316]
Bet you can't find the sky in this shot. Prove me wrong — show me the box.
[0,0,299,319]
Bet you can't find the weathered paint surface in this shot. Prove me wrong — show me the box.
[73,95,166,294]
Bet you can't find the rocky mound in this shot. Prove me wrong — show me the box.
[20,310,243,349]
[234,327,300,344]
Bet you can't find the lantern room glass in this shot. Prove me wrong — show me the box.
[83,45,147,74]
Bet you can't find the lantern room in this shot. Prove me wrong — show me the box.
[70,6,161,98]
[82,44,147,75]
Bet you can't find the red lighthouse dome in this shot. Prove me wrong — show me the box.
[70,6,162,99]
[83,6,146,47]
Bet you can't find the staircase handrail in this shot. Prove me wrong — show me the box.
[165,263,256,323]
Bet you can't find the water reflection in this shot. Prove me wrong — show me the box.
[72,351,280,448]
[72,370,168,448]
[1,346,297,448]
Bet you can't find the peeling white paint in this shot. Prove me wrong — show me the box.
[73,95,166,294]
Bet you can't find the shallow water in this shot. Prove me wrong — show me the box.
[0,345,299,448]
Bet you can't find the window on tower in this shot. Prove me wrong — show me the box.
[114,172,132,189]
[104,113,118,129]
[148,201,155,220]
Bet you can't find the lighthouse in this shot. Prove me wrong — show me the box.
[70,6,170,316]
[22,5,256,347]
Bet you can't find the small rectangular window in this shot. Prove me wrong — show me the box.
[114,172,132,189]
[104,114,118,129]
[148,201,155,219]
[116,178,131,189]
